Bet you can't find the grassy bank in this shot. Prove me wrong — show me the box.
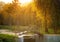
[0,34,18,42]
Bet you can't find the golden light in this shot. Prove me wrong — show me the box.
[19,0,33,6]
[0,0,12,3]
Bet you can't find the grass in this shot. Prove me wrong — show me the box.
[0,34,18,42]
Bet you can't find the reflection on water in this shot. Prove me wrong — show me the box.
[17,34,60,42]
[17,34,39,42]
[44,35,60,42]
[18,37,24,42]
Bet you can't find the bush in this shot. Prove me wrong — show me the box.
[0,34,18,42]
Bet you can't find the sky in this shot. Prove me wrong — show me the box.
[0,0,12,3]
[0,0,33,4]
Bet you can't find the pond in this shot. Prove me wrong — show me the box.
[44,34,60,42]
[17,34,60,42]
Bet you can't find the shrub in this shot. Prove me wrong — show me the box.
[0,34,18,42]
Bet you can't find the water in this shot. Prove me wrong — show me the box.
[44,34,60,42]
[17,34,60,42]
[17,34,36,42]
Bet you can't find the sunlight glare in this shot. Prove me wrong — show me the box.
[19,0,33,5]
[0,0,12,3]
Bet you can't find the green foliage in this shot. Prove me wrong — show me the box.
[0,34,18,42]
[0,25,11,29]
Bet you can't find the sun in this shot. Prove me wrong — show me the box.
[0,0,12,3]
[0,0,33,6]
[19,0,33,5]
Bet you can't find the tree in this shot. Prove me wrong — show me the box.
[34,0,60,34]
[0,1,5,25]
